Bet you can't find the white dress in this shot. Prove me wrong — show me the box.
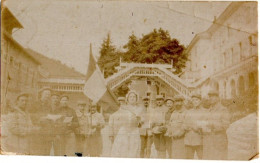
[110,105,142,158]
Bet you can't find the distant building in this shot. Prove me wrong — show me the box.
[1,7,41,112]
[27,49,91,109]
[1,7,90,111]
[182,2,258,99]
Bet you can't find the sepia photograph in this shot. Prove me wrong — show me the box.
[0,0,258,161]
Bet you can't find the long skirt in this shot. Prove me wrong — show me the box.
[111,127,141,158]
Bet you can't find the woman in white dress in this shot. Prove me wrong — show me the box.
[111,91,143,158]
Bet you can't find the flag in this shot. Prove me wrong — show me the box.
[84,44,119,110]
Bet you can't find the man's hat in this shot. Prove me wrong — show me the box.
[156,95,164,100]
[174,95,184,101]
[117,97,125,101]
[60,94,69,100]
[208,90,219,96]
[142,96,150,100]
[39,87,52,94]
[16,92,30,100]
[191,93,202,99]
[77,100,86,105]
[165,97,174,102]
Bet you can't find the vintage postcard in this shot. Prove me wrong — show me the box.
[0,0,258,160]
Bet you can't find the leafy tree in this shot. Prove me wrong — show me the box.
[122,28,187,74]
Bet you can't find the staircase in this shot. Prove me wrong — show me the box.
[106,63,203,97]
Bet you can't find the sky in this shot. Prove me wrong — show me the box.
[4,0,231,74]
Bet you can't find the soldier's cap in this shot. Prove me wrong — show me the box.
[142,96,150,100]
[174,95,184,101]
[117,97,125,101]
[39,87,52,94]
[156,95,164,100]
[16,92,30,100]
[77,100,86,105]
[191,93,202,99]
[208,90,219,96]
[60,94,69,100]
[165,97,174,102]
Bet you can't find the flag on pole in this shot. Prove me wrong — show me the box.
[84,44,119,109]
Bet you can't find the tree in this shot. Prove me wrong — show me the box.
[97,33,121,78]
[122,28,187,74]
[98,29,187,78]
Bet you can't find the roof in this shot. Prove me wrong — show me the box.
[186,2,243,53]
[3,31,40,65]
[1,7,23,34]
[26,49,85,79]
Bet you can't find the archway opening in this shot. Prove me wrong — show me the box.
[230,79,236,98]
[238,76,245,95]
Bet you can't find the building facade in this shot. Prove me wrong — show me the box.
[182,2,258,99]
[1,8,41,112]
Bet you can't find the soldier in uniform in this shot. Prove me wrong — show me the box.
[164,97,175,158]
[201,90,230,160]
[169,95,186,159]
[1,93,36,154]
[139,96,153,158]
[75,100,90,156]
[151,95,168,158]
[49,92,63,156]
[88,105,105,157]
[108,97,126,144]
[30,87,53,155]
[59,95,80,156]
[183,93,205,159]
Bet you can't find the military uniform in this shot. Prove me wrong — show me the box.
[139,104,154,158]
[59,105,80,156]
[88,111,105,157]
[1,105,35,154]
[164,107,174,158]
[169,106,186,159]
[201,102,230,160]
[30,101,53,155]
[201,90,230,160]
[151,95,168,158]
[76,110,91,156]
[184,106,206,159]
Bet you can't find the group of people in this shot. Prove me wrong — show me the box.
[1,86,257,160]
[1,87,105,157]
[108,90,230,159]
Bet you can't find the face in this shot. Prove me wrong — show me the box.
[128,93,137,105]
[90,107,97,114]
[41,90,51,102]
[51,95,60,106]
[143,99,149,107]
[156,99,164,106]
[174,100,183,109]
[17,96,28,109]
[192,97,201,107]
[78,104,86,112]
[209,95,219,105]
[60,97,69,107]
[166,100,174,108]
